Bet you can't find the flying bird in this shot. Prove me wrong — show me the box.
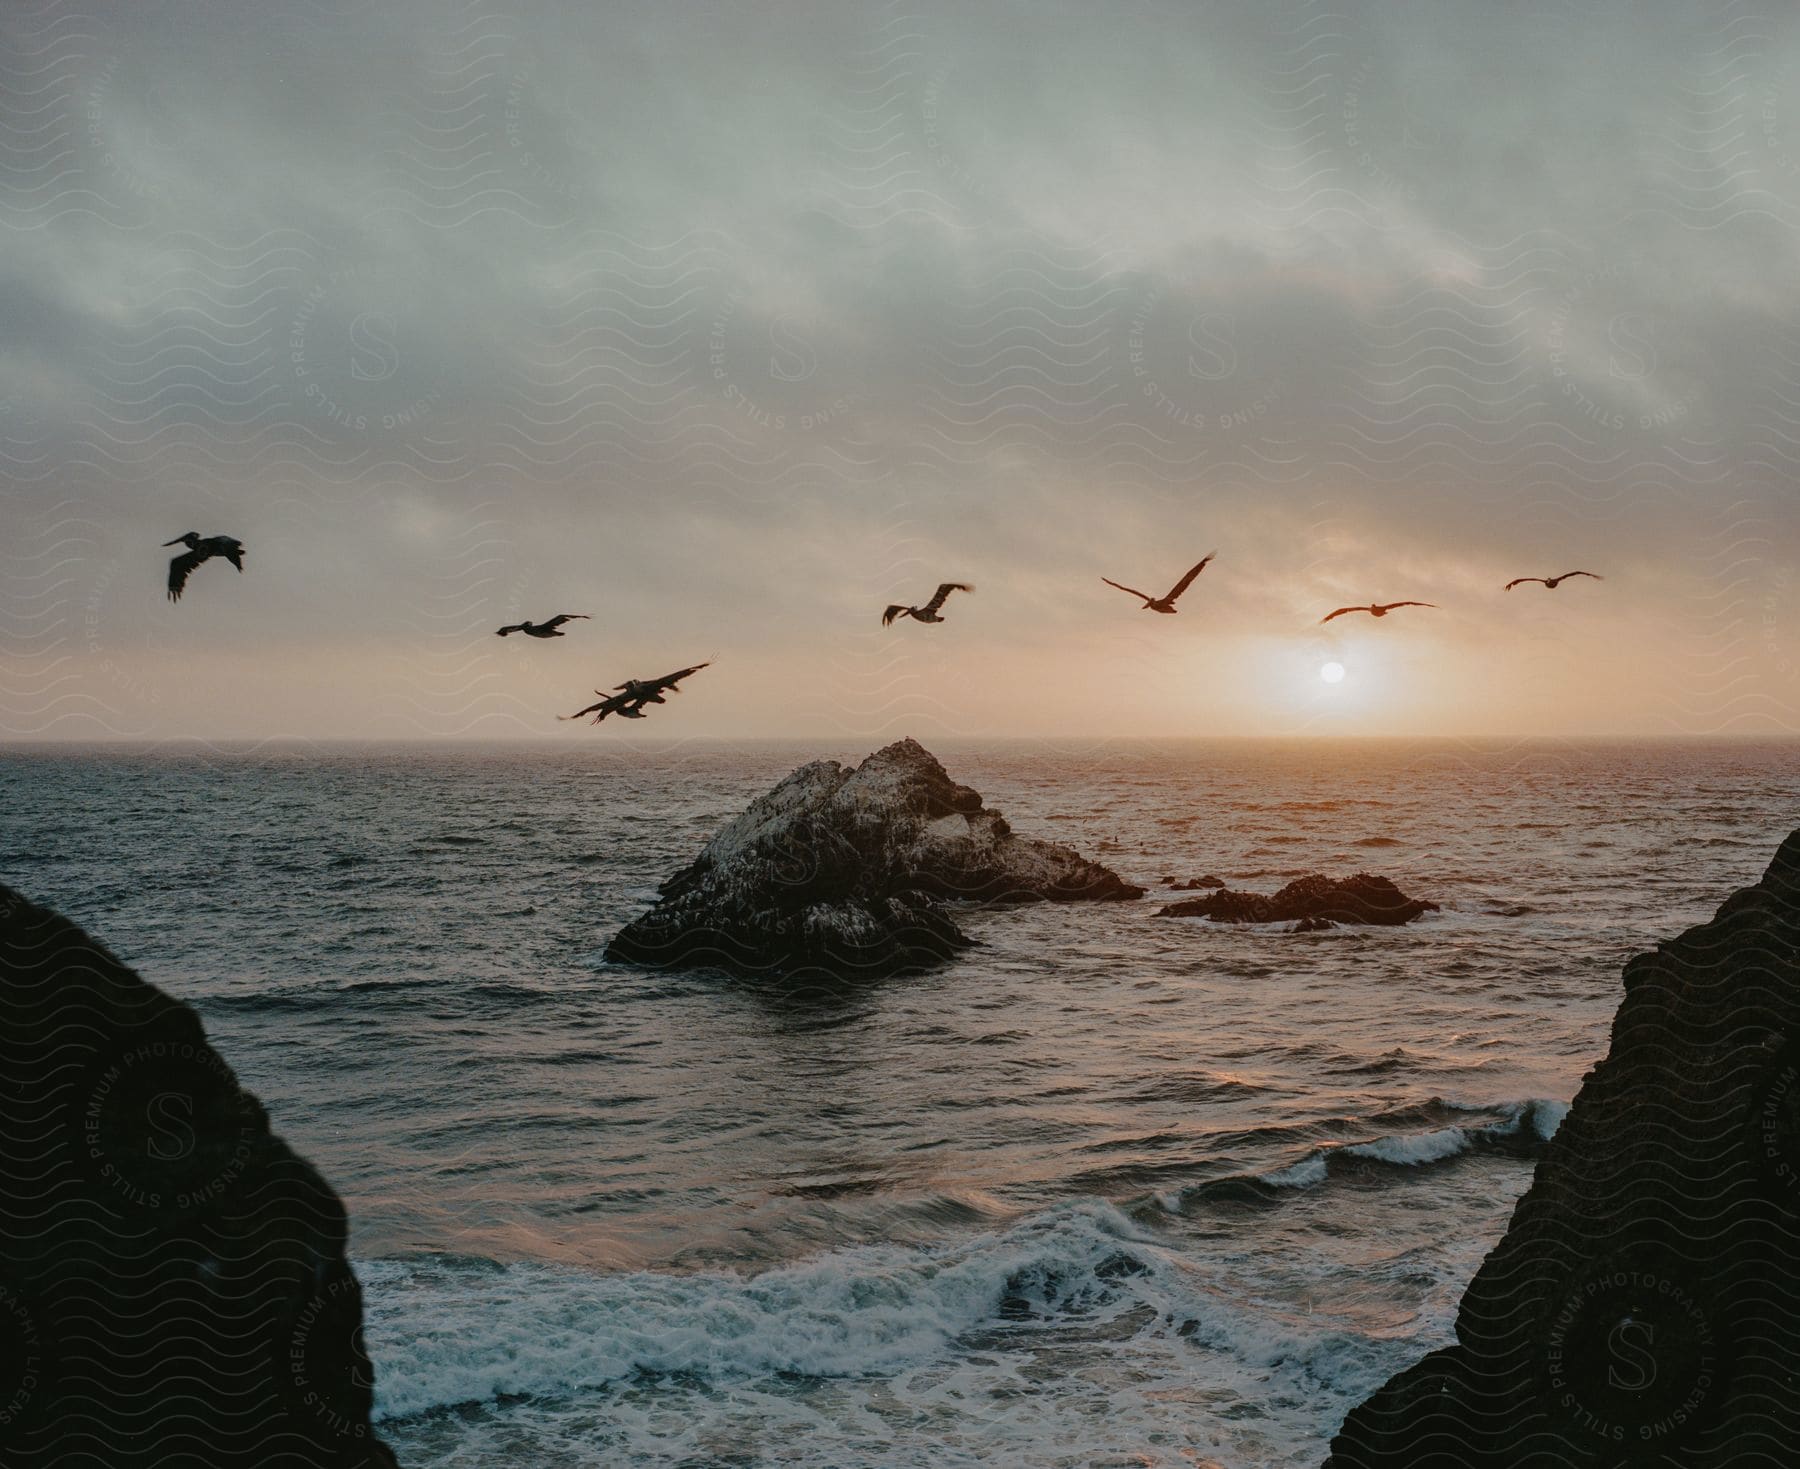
[882,583,973,626]
[560,689,646,723]
[496,614,590,638]
[614,662,710,706]
[1320,601,1436,624]
[1101,553,1215,613]
[1504,571,1603,591]
[164,533,245,603]
[560,662,710,724]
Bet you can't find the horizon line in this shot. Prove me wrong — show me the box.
[4,730,1798,750]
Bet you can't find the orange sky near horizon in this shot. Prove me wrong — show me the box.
[7,550,1785,743]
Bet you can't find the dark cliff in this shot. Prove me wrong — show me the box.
[1325,830,1800,1467]
[0,883,397,1468]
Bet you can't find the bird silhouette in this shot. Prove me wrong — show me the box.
[882,583,973,626]
[1320,601,1436,624]
[560,688,645,722]
[163,533,245,603]
[614,662,709,705]
[1102,553,1214,613]
[496,614,590,638]
[561,662,710,723]
[1504,571,1603,591]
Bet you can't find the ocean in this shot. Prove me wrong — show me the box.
[3,737,1793,1467]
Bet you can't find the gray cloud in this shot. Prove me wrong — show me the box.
[2,0,1797,738]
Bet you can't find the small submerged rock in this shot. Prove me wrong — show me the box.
[1157,872,1437,926]
[606,738,1143,978]
[1167,874,1227,890]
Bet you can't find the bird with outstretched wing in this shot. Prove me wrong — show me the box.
[559,689,644,723]
[164,533,245,603]
[1102,553,1214,613]
[1320,601,1436,624]
[1504,572,1602,591]
[561,662,711,723]
[883,583,973,625]
[497,614,591,637]
[613,662,711,702]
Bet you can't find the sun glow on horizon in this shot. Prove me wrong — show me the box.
[1320,661,1346,684]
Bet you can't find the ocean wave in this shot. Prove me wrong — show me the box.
[359,1201,1174,1420]
[357,1105,1562,1426]
[362,1214,1428,1469]
[1169,1098,1567,1210]
[1308,1096,1566,1170]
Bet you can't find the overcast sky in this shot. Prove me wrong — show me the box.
[4,0,1799,741]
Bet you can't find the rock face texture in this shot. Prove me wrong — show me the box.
[1325,830,1800,1467]
[1159,873,1437,926]
[0,884,397,1468]
[607,738,1143,977]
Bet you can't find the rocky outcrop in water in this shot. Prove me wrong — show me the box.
[1158,873,1437,926]
[606,738,1143,977]
[1324,830,1800,1467]
[0,883,397,1468]
[1166,874,1226,891]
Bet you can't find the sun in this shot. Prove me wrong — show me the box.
[1320,661,1346,684]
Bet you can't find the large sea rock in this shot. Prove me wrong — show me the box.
[606,737,1143,977]
[0,884,397,1468]
[1324,830,1800,1467]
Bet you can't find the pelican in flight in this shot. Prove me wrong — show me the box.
[882,583,973,626]
[164,533,245,603]
[615,662,710,706]
[561,662,710,724]
[1504,571,1603,591]
[496,614,590,638]
[560,688,645,722]
[1320,601,1436,624]
[1101,553,1215,614]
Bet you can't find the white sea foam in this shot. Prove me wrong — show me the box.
[1251,1097,1569,1189]
[1525,1099,1570,1139]
[360,1198,1445,1468]
[361,1201,1171,1421]
[1445,1095,1569,1142]
[1263,1154,1330,1187]
[1345,1125,1471,1166]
